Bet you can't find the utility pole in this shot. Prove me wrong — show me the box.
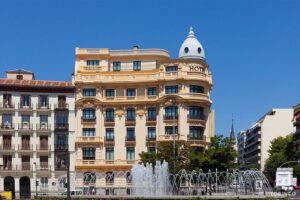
[67,151,71,200]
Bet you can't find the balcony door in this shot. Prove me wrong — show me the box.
[3,155,12,170]
[3,94,12,107]
[21,156,30,170]
[3,135,12,149]
[40,156,48,170]
[21,136,30,150]
[40,136,48,150]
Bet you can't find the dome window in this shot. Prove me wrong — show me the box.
[198,47,202,54]
[184,47,189,53]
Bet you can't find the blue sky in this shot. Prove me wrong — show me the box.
[0,0,299,136]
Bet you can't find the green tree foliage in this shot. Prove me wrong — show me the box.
[139,135,237,173]
[264,135,294,179]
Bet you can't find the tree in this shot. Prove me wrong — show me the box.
[140,135,238,173]
[190,135,238,172]
[139,141,192,173]
[264,135,294,180]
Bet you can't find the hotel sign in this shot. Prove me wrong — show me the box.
[189,66,203,72]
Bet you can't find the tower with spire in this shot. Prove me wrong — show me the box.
[230,116,235,141]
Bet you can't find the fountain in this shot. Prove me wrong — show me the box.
[131,160,171,196]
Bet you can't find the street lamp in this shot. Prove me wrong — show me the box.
[33,162,37,197]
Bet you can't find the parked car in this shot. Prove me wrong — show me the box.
[61,189,83,196]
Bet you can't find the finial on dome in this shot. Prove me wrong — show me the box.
[188,26,195,37]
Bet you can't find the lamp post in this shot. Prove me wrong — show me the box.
[173,110,176,173]
[33,162,37,197]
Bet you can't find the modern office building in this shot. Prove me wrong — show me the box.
[73,27,214,195]
[0,69,75,198]
[237,109,294,170]
[293,103,300,158]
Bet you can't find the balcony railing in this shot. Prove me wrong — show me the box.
[20,164,32,171]
[54,144,69,151]
[76,136,103,143]
[0,102,14,109]
[163,115,178,121]
[36,123,51,131]
[158,134,185,142]
[18,123,33,130]
[36,145,51,151]
[125,136,136,146]
[104,136,115,146]
[54,103,69,110]
[37,103,51,110]
[18,144,33,151]
[0,123,14,130]
[54,123,69,130]
[146,136,156,141]
[75,159,139,166]
[187,114,206,120]
[104,118,115,126]
[0,144,14,151]
[18,103,33,110]
[81,116,96,123]
[125,117,136,126]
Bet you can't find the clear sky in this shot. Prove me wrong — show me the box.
[0,0,299,136]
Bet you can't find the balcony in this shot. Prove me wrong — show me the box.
[54,123,69,130]
[36,145,51,154]
[36,164,51,175]
[187,115,206,126]
[125,118,136,126]
[18,123,33,134]
[18,144,33,154]
[18,103,33,113]
[81,116,96,124]
[0,165,32,175]
[75,159,139,170]
[36,123,51,134]
[146,136,157,145]
[104,118,115,126]
[187,135,206,146]
[104,136,115,146]
[146,116,157,126]
[54,144,69,151]
[125,136,136,146]
[163,115,178,122]
[54,103,69,110]
[36,103,51,113]
[158,134,185,142]
[0,123,14,133]
[0,144,15,154]
[0,102,15,112]
[76,136,103,145]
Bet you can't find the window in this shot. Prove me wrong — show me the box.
[83,88,96,96]
[165,106,178,119]
[105,128,114,140]
[147,107,156,120]
[127,147,135,160]
[3,94,12,107]
[106,172,114,183]
[39,95,48,108]
[184,47,189,53]
[189,106,204,119]
[147,87,157,96]
[148,147,156,153]
[83,128,95,136]
[40,115,48,125]
[105,108,114,121]
[21,95,30,107]
[148,127,156,139]
[40,177,48,189]
[106,148,114,160]
[82,148,95,160]
[87,60,99,66]
[165,66,178,72]
[16,75,23,80]
[165,85,178,94]
[190,85,204,93]
[165,126,178,135]
[189,126,204,140]
[113,61,121,71]
[105,89,115,97]
[126,128,135,140]
[83,108,96,119]
[2,114,12,127]
[133,61,141,71]
[126,88,136,97]
[21,115,30,128]
[126,108,135,121]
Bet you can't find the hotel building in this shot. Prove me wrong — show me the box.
[293,103,300,158]
[237,108,294,170]
[73,27,214,195]
[0,69,75,198]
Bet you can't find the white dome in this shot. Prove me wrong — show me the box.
[178,27,205,60]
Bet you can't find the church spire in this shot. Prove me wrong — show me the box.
[230,114,235,140]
